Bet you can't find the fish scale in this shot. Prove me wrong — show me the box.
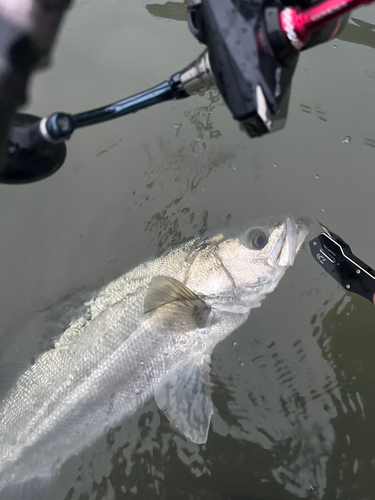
[0,217,307,497]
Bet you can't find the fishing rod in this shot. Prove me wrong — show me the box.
[2,0,373,184]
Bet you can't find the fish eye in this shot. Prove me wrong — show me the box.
[248,228,268,250]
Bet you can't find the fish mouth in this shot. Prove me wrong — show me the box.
[271,217,309,268]
[273,230,286,263]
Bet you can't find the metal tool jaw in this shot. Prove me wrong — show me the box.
[309,226,375,303]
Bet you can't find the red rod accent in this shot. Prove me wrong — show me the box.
[281,0,373,48]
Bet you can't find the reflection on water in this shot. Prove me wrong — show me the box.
[211,310,339,498]
[338,18,375,49]
[54,400,212,500]
[298,102,328,122]
[146,1,188,21]
[96,138,123,158]
[183,91,224,140]
[141,91,232,254]
[315,295,375,500]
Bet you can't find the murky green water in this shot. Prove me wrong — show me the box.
[1,1,375,498]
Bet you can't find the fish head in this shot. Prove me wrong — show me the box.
[214,216,309,306]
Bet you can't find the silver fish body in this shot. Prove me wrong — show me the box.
[0,217,307,493]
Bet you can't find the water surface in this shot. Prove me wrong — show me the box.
[1,1,375,498]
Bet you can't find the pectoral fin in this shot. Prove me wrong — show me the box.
[154,354,213,444]
[144,275,210,329]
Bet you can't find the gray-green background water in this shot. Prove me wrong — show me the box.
[1,1,375,498]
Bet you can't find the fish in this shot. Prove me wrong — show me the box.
[0,216,308,498]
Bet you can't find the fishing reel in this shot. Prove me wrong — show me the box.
[0,0,365,183]
[183,0,348,137]
[183,0,299,138]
